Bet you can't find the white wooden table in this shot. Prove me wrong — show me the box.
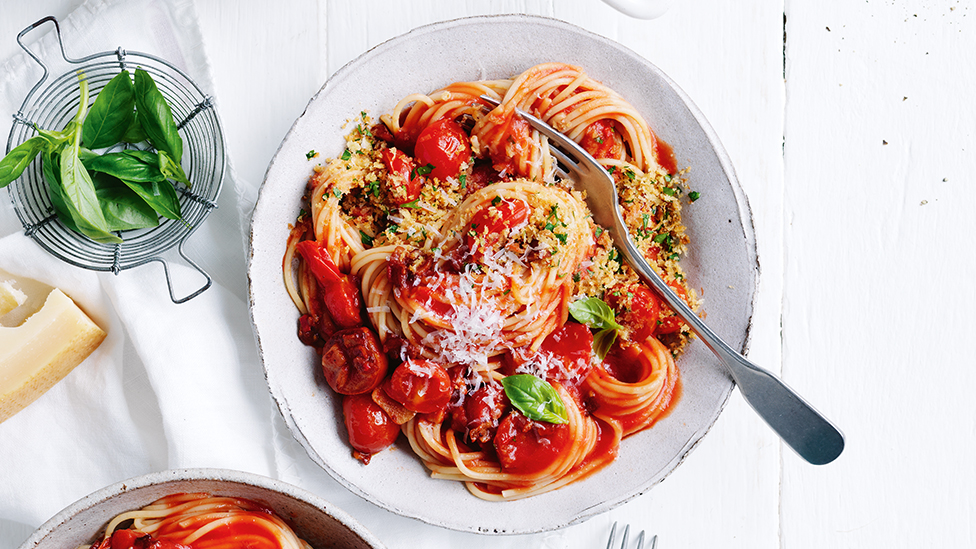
[1,0,973,547]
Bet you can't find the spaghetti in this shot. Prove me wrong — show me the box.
[87,493,310,549]
[283,62,699,500]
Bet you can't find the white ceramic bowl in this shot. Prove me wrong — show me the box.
[16,469,385,549]
[248,14,757,534]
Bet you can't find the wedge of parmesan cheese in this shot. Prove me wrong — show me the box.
[0,288,106,423]
[0,280,26,317]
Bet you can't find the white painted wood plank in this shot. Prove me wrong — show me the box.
[783,0,976,546]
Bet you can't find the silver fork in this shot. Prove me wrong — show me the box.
[606,521,656,549]
[479,95,845,465]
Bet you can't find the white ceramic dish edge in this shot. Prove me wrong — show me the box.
[17,468,386,549]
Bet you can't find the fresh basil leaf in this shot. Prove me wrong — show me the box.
[134,68,183,164]
[568,296,622,331]
[60,143,119,243]
[91,171,159,231]
[0,136,45,187]
[41,151,80,233]
[118,177,183,221]
[85,150,164,182]
[121,114,147,143]
[592,328,617,361]
[501,374,569,424]
[82,70,136,149]
[158,149,191,187]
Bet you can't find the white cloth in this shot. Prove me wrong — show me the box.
[0,0,276,531]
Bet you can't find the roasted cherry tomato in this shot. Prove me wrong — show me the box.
[539,323,594,382]
[295,240,362,328]
[384,359,453,414]
[450,382,508,444]
[502,323,594,384]
[464,198,531,253]
[607,285,662,342]
[414,117,472,181]
[381,147,424,205]
[342,393,400,460]
[494,409,572,474]
[655,280,690,335]
[321,327,388,395]
[580,119,624,160]
[107,529,148,549]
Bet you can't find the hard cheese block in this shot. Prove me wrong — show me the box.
[0,280,26,317]
[0,288,106,423]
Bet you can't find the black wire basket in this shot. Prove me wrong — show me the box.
[5,16,225,303]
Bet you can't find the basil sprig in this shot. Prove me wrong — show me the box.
[568,296,623,360]
[0,68,191,241]
[501,374,569,424]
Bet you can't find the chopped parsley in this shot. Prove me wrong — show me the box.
[360,231,374,246]
[689,191,701,202]
[306,150,317,160]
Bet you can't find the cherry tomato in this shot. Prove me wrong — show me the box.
[579,119,624,160]
[464,198,531,253]
[539,323,594,382]
[295,240,362,328]
[108,530,147,549]
[321,327,389,395]
[414,118,472,181]
[384,359,452,414]
[494,409,572,474]
[342,393,400,457]
[381,147,424,205]
[455,383,508,444]
[502,323,594,383]
[607,285,662,343]
[655,280,690,335]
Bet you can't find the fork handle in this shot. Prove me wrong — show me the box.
[613,231,845,464]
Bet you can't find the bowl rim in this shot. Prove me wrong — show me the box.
[17,468,386,549]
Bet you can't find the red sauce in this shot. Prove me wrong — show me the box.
[655,136,677,175]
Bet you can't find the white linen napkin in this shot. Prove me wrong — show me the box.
[0,0,276,531]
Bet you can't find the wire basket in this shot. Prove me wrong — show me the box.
[5,16,225,303]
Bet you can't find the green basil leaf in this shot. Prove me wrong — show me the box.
[84,150,164,182]
[501,374,569,424]
[134,68,183,164]
[41,151,80,233]
[158,149,191,187]
[568,296,622,331]
[82,70,136,149]
[592,328,617,361]
[0,136,45,187]
[121,115,147,143]
[59,143,119,243]
[118,177,183,221]
[91,171,159,231]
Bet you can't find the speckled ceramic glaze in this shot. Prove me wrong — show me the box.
[248,15,757,535]
[17,469,385,549]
